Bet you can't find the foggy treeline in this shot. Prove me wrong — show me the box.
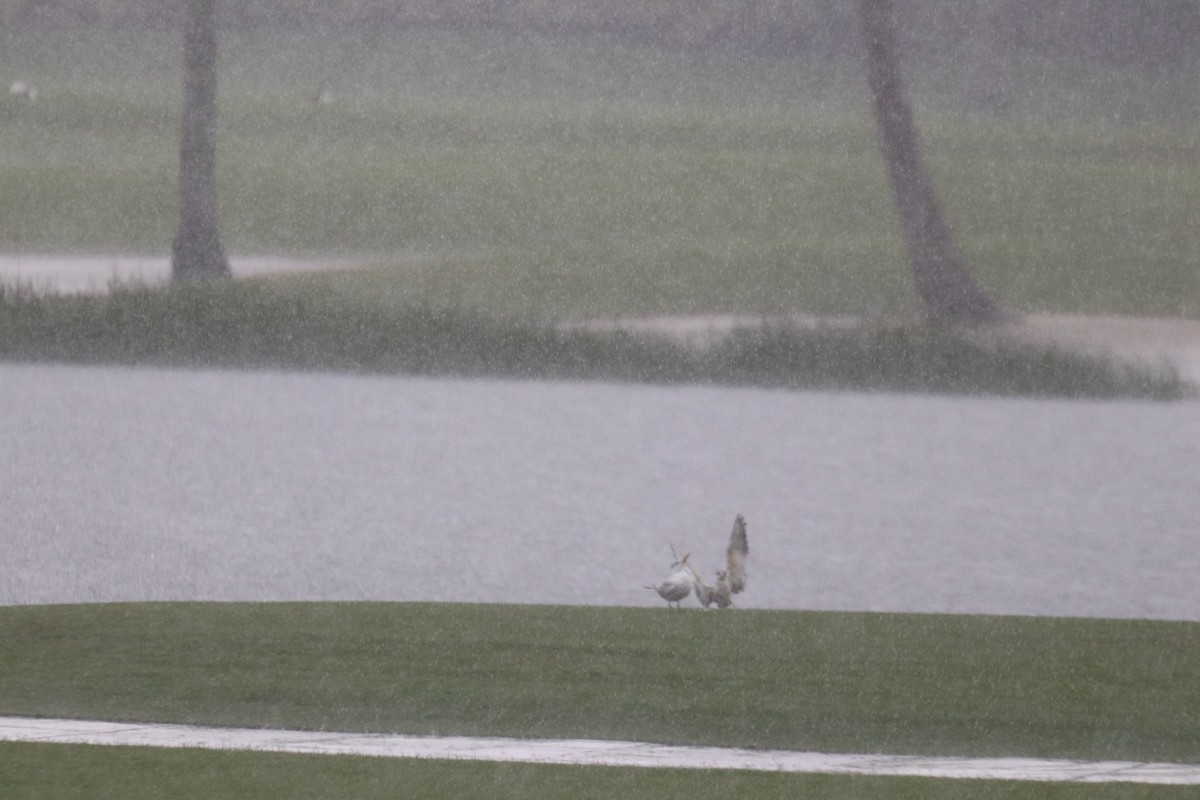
[3,0,1198,70]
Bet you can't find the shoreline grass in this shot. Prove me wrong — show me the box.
[0,279,1189,399]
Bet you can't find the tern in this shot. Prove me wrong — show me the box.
[690,514,749,609]
[692,568,733,609]
[646,548,694,609]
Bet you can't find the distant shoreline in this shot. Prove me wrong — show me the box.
[4,254,1196,391]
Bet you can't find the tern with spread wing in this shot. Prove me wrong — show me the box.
[690,514,749,609]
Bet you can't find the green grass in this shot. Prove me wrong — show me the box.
[3,603,1199,799]
[3,741,1193,800]
[1,27,1196,397]
[2,27,1198,319]
[3,603,1199,763]
[11,743,1196,800]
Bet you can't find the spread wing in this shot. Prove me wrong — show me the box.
[725,514,749,594]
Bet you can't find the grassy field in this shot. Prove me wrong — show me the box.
[3,603,1198,759]
[11,742,1193,800]
[2,603,1198,798]
[4,743,1193,800]
[2,27,1197,319]
[1,27,1197,396]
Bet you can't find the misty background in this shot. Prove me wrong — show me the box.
[2,1,1197,615]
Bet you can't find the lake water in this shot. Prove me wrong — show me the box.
[2,362,1197,619]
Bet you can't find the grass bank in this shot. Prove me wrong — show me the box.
[5,603,1198,798]
[0,280,1188,398]
[3,603,1198,764]
[4,742,1191,800]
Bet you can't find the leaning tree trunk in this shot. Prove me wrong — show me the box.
[172,0,229,282]
[859,0,1001,324]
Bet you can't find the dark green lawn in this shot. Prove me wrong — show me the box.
[3,603,1198,763]
[4,741,1193,800]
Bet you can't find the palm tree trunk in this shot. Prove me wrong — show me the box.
[172,0,229,282]
[860,0,1001,324]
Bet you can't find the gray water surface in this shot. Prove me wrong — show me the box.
[2,363,1197,618]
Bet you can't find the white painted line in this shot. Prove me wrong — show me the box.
[2,717,1198,785]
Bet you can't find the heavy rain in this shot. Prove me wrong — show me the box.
[3,0,1196,612]
[2,2,1199,793]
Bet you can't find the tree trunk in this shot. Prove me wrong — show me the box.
[859,0,1002,324]
[172,0,229,282]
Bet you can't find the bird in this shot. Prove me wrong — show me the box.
[690,514,749,609]
[313,85,335,107]
[691,568,733,609]
[646,548,694,609]
[10,80,38,102]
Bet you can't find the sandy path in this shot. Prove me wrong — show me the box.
[0,253,374,293]
[999,314,1200,385]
